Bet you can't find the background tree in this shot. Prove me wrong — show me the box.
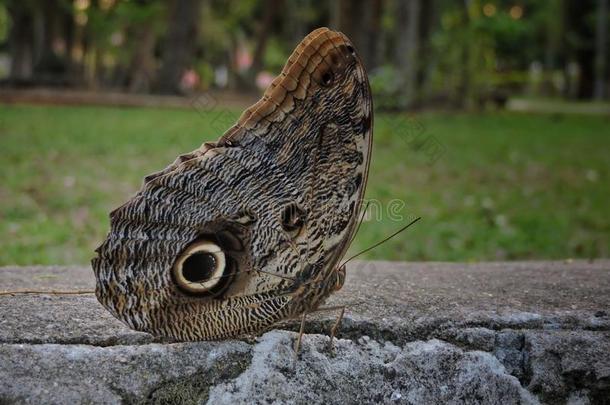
[394,0,421,109]
[563,0,597,99]
[156,0,203,94]
[594,0,608,99]
[249,0,282,84]
[6,0,35,83]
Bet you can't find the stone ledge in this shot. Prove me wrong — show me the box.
[1,261,609,404]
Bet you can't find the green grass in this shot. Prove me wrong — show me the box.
[0,104,608,265]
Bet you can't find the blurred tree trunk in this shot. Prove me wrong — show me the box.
[35,0,58,75]
[594,0,608,100]
[33,0,72,85]
[285,0,307,46]
[417,0,438,105]
[251,0,281,76]
[156,0,203,94]
[395,0,421,108]
[364,0,383,70]
[335,0,383,70]
[544,0,564,70]
[564,0,596,99]
[62,6,76,77]
[127,25,156,93]
[7,1,35,83]
[455,0,478,109]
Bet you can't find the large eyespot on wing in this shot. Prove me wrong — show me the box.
[172,239,229,296]
[171,232,242,297]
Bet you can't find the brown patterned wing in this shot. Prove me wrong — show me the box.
[92,27,373,341]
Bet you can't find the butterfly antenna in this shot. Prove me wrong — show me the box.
[340,216,422,267]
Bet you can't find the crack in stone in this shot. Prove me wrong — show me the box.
[144,351,253,405]
[2,313,608,347]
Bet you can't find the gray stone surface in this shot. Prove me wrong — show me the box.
[1,260,609,404]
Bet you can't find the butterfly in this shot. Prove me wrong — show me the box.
[92,27,373,343]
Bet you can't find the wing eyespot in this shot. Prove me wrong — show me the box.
[172,239,234,296]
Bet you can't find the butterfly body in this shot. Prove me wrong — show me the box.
[92,28,372,341]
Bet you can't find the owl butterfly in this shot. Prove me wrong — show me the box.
[92,27,373,342]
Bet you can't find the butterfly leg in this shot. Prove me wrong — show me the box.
[302,305,347,351]
[293,305,346,356]
[294,312,307,356]
[327,306,345,351]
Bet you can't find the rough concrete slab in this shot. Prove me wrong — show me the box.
[1,260,609,404]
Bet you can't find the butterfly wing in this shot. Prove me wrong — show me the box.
[92,28,373,340]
